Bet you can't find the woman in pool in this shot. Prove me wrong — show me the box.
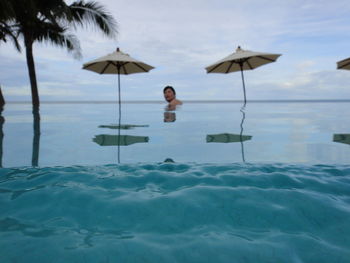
[163,86,182,110]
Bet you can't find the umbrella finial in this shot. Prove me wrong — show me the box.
[236,46,242,52]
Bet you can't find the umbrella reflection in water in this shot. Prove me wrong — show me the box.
[98,124,149,129]
[333,134,350,145]
[93,134,149,146]
[93,130,149,163]
[93,115,149,163]
[206,105,252,162]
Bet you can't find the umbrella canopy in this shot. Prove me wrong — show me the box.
[205,46,281,104]
[83,47,154,74]
[337,57,350,70]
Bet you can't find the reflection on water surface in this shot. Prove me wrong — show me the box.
[1,101,350,167]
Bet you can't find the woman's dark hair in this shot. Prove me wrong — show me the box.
[163,85,176,95]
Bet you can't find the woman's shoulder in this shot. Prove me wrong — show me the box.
[172,99,182,105]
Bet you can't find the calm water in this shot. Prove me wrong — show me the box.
[1,101,350,262]
[1,101,350,166]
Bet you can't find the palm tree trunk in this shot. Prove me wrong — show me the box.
[24,37,40,108]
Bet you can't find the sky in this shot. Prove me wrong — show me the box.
[1,0,350,102]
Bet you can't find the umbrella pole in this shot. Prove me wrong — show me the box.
[240,64,247,106]
[117,70,121,164]
[117,71,121,123]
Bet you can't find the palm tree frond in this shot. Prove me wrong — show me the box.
[0,22,21,51]
[69,0,118,38]
[34,24,82,59]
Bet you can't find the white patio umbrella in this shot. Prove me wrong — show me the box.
[205,46,281,105]
[337,57,350,70]
[82,47,154,119]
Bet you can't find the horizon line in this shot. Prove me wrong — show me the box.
[3,99,350,104]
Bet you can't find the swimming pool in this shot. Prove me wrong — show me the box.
[1,101,350,262]
[1,101,350,166]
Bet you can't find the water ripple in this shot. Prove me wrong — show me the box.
[0,163,349,262]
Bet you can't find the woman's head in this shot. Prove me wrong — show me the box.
[163,86,176,102]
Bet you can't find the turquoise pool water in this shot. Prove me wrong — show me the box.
[1,102,350,262]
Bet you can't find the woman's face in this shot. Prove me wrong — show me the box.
[164,88,175,102]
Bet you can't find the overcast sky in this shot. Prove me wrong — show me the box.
[1,0,350,102]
